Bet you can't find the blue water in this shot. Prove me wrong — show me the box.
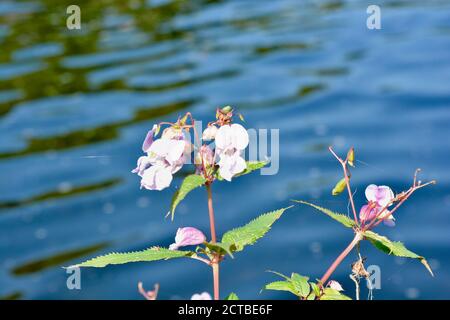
[0,0,449,300]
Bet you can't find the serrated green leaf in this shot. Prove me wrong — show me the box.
[291,273,310,298]
[320,288,352,300]
[363,230,433,276]
[169,174,206,220]
[69,247,193,268]
[225,293,239,300]
[263,281,298,296]
[332,178,346,196]
[221,207,290,252]
[293,200,356,228]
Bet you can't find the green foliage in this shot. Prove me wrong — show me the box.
[363,230,433,276]
[263,271,313,299]
[235,161,269,177]
[221,207,290,252]
[225,293,239,300]
[169,174,206,220]
[69,247,194,268]
[204,242,235,258]
[332,178,346,196]
[264,281,298,296]
[320,288,351,300]
[293,200,356,228]
[291,273,310,297]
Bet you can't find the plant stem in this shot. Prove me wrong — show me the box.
[206,184,217,243]
[206,183,219,300]
[320,232,362,286]
[212,261,220,300]
[328,146,359,225]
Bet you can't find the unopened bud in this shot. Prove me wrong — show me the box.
[332,178,346,196]
[347,147,355,167]
[221,105,232,114]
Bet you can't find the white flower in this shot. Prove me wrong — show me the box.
[218,152,246,181]
[202,125,218,141]
[191,292,212,300]
[215,123,249,153]
[215,124,249,181]
[140,165,173,191]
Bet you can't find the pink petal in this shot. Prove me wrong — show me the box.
[171,227,206,249]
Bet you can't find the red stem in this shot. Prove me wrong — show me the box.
[320,233,362,286]
[206,183,219,300]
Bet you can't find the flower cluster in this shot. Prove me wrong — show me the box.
[132,108,250,190]
[132,125,190,191]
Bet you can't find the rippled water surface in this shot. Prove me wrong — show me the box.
[1,0,450,299]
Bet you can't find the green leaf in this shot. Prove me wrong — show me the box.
[225,293,239,300]
[221,207,290,252]
[293,200,356,228]
[363,230,433,276]
[204,242,235,258]
[169,174,206,220]
[236,161,269,177]
[291,273,310,298]
[69,247,194,268]
[217,161,269,181]
[263,281,298,296]
[332,178,346,196]
[310,282,321,296]
[320,288,352,300]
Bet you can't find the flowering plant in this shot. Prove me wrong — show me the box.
[263,147,435,300]
[69,107,287,300]
[69,111,435,300]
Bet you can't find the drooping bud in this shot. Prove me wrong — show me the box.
[169,227,206,250]
[332,178,346,196]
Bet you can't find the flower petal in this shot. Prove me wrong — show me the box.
[230,123,249,150]
[142,125,157,152]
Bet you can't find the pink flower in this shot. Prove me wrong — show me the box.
[191,292,212,300]
[365,184,394,208]
[327,280,343,291]
[169,227,206,250]
[360,184,396,226]
[215,124,249,181]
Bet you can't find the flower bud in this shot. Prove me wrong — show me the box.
[347,147,355,167]
[327,280,344,291]
[221,105,232,114]
[332,178,346,196]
